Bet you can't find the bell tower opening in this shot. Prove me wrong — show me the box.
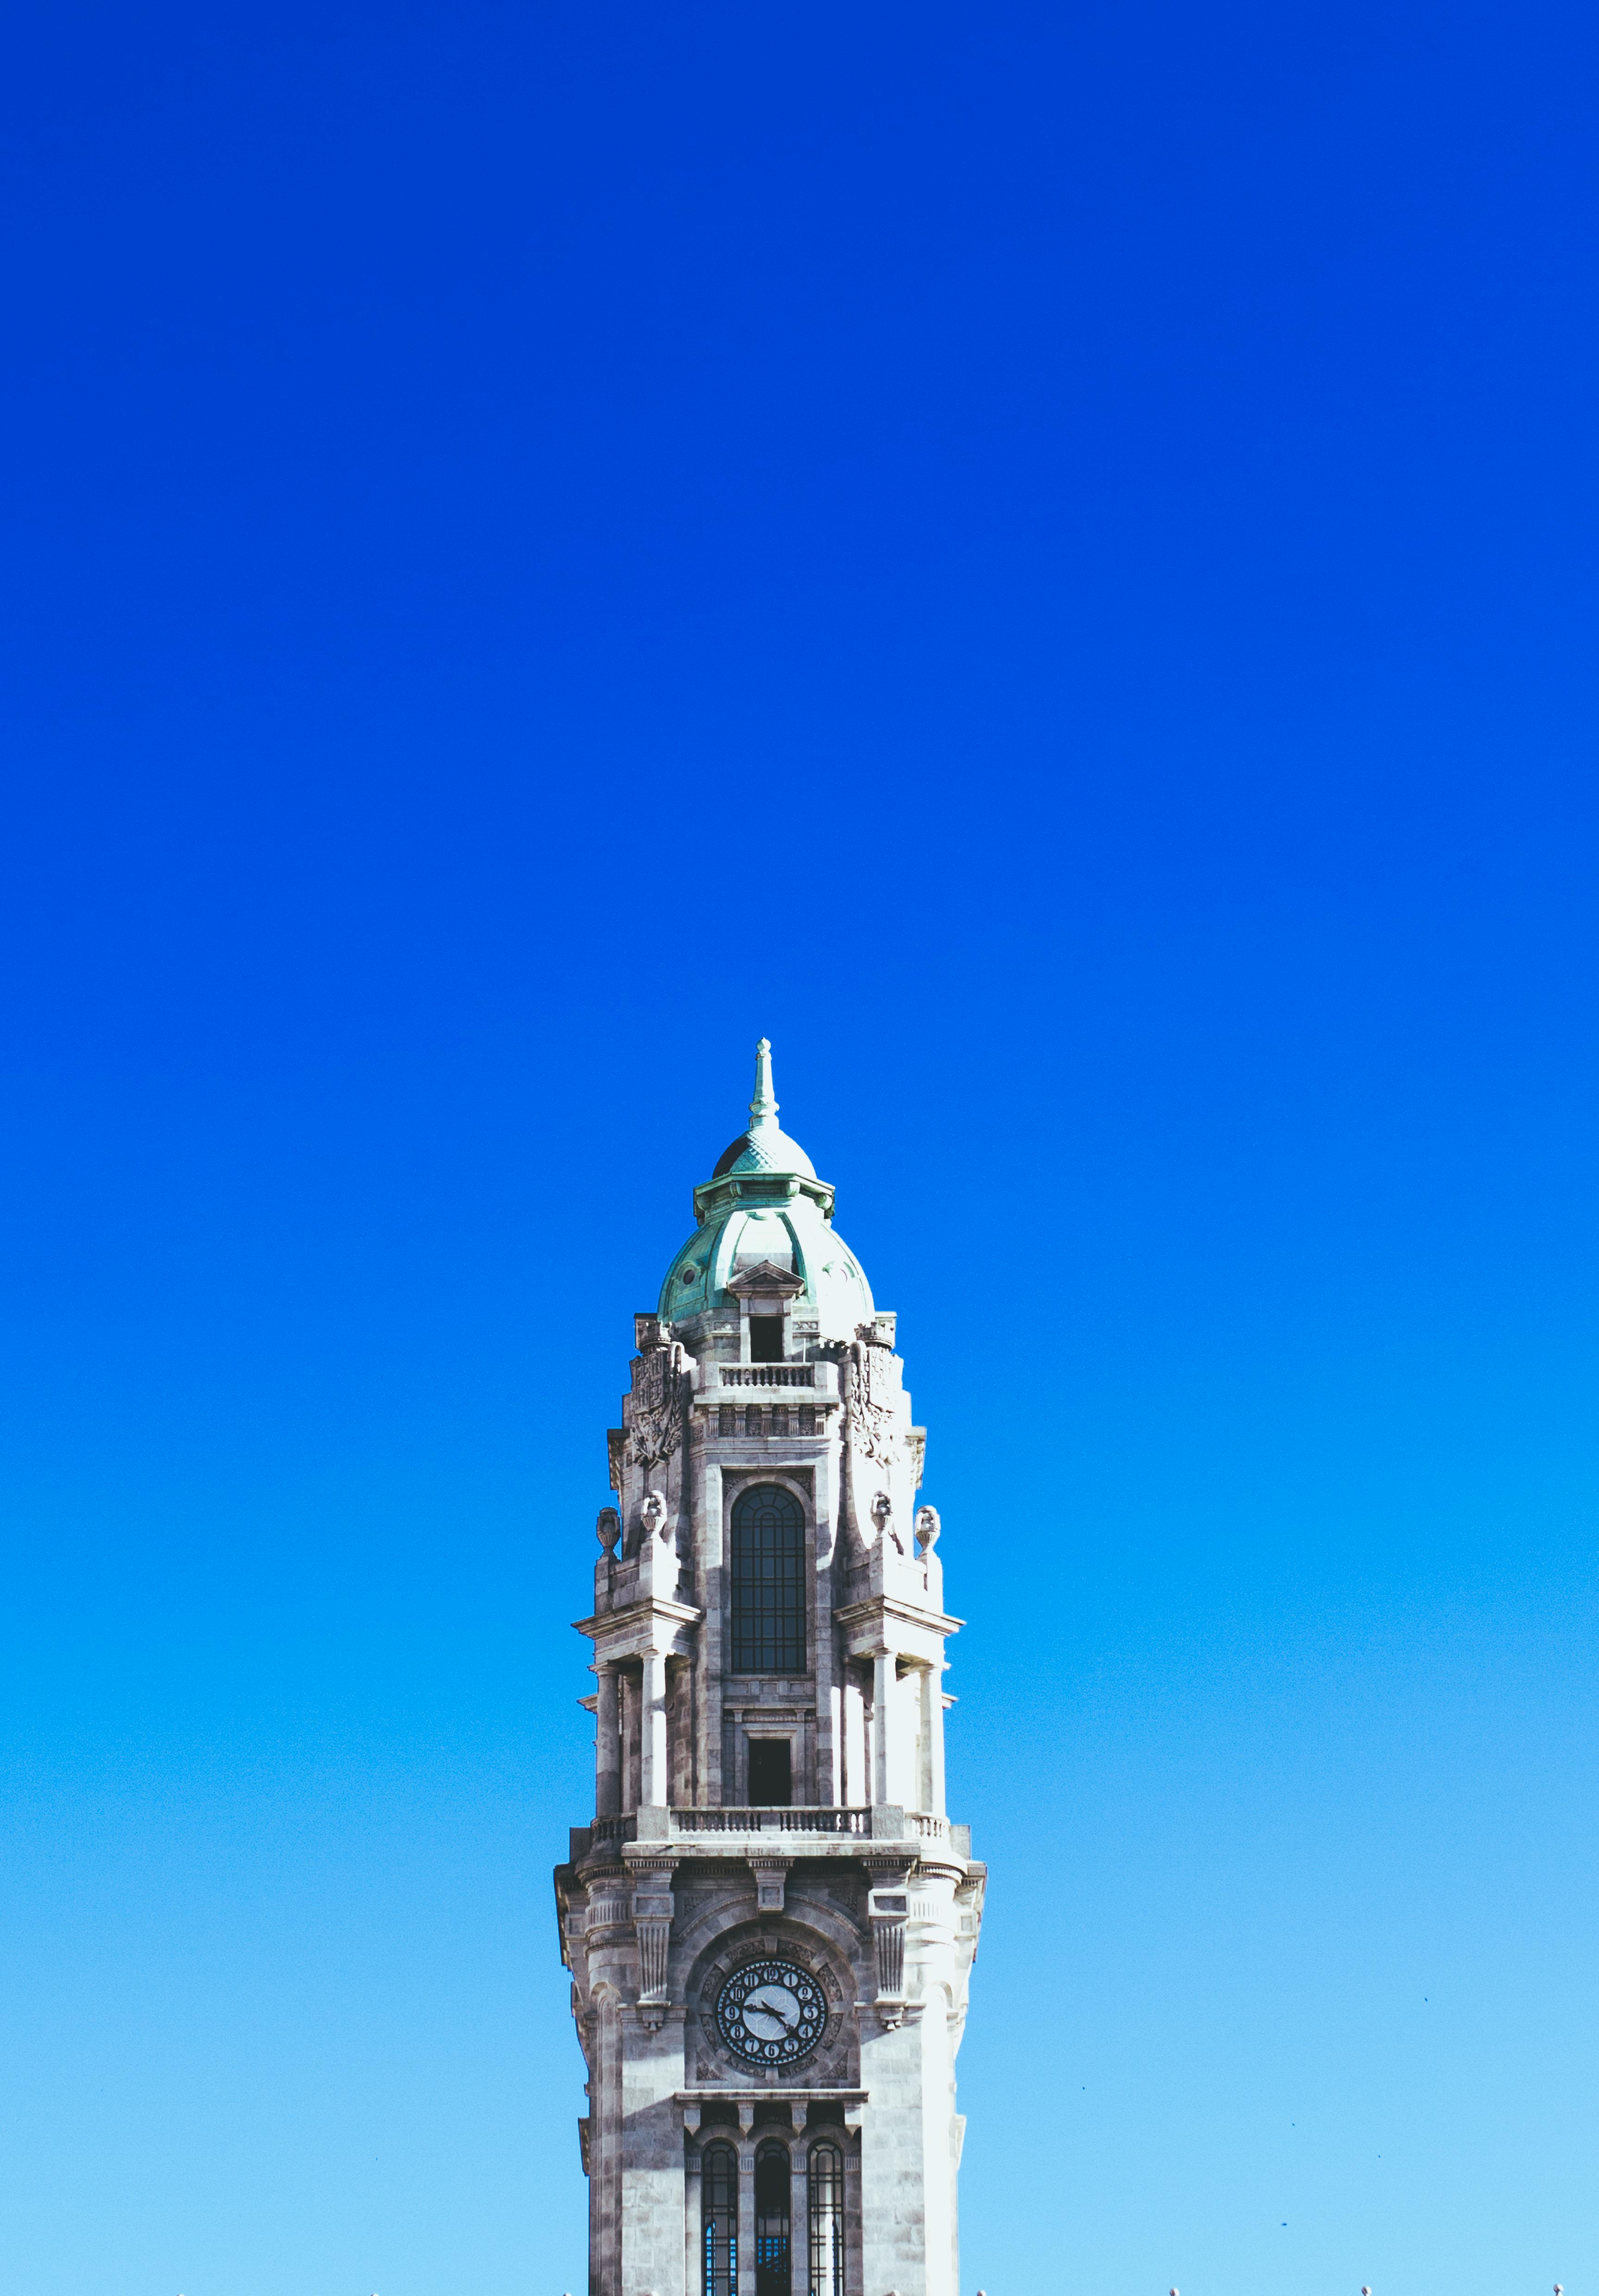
[749,1314,785,1361]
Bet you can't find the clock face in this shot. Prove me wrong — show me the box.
[715,1958,827,2068]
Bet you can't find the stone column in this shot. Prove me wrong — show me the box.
[843,2141,863,2296]
[737,2119,756,2296]
[596,1663,621,1818]
[684,2144,702,2296]
[813,1434,839,1802]
[927,1674,948,1820]
[843,1675,867,1808]
[699,1460,724,1808]
[872,1650,893,1806]
[620,1672,638,1814]
[641,1649,670,1809]
[789,2133,810,2296]
[913,1664,946,1818]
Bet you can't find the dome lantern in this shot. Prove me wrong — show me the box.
[659,1039,873,1339]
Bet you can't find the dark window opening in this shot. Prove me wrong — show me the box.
[750,1316,785,1362]
[731,1484,806,1673]
[809,2144,843,2296]
[747,1738,792,1806]
[754,2142,791,2296]
[703,2144,738,2296]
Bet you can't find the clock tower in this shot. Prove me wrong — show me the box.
[554,1043,984,2296]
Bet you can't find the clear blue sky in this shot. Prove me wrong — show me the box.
[2,3,1596,2293]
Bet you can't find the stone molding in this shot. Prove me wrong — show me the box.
[725,1260,806,1298]
[745,1854,791,1913]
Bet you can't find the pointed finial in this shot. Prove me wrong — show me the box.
[750,1036,778,1126]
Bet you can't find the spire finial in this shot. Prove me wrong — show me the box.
[749,1036,778,1126]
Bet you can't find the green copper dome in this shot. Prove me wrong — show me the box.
[708,1037,818,1180]
[658,1039,875,1337]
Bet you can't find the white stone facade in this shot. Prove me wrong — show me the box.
[555,1045,984,2296]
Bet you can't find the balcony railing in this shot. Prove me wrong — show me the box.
[581,1806,949,1848]
[720,1366,815,1388]
[678,1805,871,1835]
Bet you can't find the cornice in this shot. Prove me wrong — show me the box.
[832,1594,965,1638]
[572,1595,704,1640]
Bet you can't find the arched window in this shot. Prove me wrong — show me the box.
[703,2143,738,2296]
[808,2143,844,2296]
[731,1484,806,1674]
[755,2140,791,2296]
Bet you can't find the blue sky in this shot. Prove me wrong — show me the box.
[2,2,1597,2292]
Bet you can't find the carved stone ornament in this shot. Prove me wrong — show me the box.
[633,1858,677,2029]
[725,1260,806,1297]
[871,1490,904,1554]
[867,1865,913,2029]
[596,1506,621,1555]
[846,1328,897,1468]
[640,1488,670,1542]
[628,1343,685,1474]
[914,1504,940,1552]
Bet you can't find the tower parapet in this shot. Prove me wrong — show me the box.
[555,1043,984,2296]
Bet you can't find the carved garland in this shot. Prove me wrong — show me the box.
[845,1329,897,1468]
[627,1343,685,1474]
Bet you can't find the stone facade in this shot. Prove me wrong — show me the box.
[555,1043,984,2296]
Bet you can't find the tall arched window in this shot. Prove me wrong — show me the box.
[755,2140,791,2296]
[702,2143,738,2296]
[808,2142,843,2296]
[731,1484,806,1674]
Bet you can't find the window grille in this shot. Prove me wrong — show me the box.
[770,1404,789,1438]
[754,2141,791,2296]
[703,2143,738,2296]
[808,2143,844,2296]
[719,1404,737,1438]
[745,1404,762,1438]
[731,1484,806,1674]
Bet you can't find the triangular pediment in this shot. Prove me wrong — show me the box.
[726,1260,806,1297]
